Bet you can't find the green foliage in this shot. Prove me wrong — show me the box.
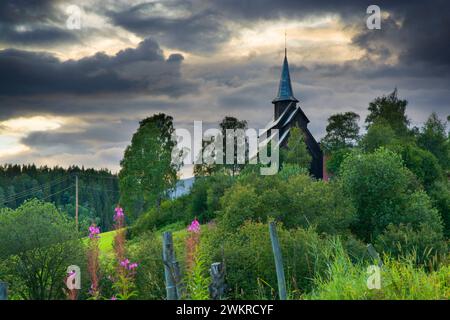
[417,113,450,170]
[0,165,119,232]
[375,223,447,266]
[360,121,398,152]
[365,89,410,136]
[340,148,446,262]
[133,196,191,234]
[396,143,443,190]
[428,180,450,237]
[282,126,312,169]
[0,199,85,300]
[201,222,332,299]
[218,172,356,235]
[186,249,211,300]
[194,116,249,176]
[119,113,179,221]
[307,241,449,300]
[340,148,414,240]
[321,112,360,153]
[325,148,351,176]
[188,174,234,222]
[127,232,166,300]
[132,173,234,235]
[278,164,309,181]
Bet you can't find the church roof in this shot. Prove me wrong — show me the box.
[272,53,299,103]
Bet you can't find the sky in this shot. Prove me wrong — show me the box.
[0,0,449,177]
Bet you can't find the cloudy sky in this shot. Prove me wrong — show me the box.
[0,0,449,177]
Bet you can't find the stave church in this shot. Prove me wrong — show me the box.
[262,49,324,179]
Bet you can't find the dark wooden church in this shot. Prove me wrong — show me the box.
[262,50,323,179]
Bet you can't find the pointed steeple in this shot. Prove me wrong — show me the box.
[272,50,298,104]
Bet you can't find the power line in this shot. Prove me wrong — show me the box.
[2,175,68,200]
[2,176,71,204]
[40,185,74,201]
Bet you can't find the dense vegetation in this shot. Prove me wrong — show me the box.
[0,165,119,232]
[0,89,449,300]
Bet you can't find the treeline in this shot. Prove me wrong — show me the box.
[0,164,119,232]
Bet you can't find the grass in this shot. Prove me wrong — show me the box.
[305,240,450,300]
[83,229,118,258]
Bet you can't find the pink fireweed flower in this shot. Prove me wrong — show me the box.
[111,296,117,300]
[128,263,138,270]
[120,259,130,268]
[187,218,200,233]
[88,224,100,238]
[114,206,124,221]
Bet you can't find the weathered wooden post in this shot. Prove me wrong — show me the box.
[0,282,7,300]
[367,244,383,268]
[269,221,287,300]
[162,231,183,300]
[163,232,178,300]
[209,262,226,300]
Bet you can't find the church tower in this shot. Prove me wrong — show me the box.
[264,49,323,179]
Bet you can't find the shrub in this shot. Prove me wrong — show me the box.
[0,199,85,300]
[201,222,332,299]
[127,232,166,300]
[218,173,356,235]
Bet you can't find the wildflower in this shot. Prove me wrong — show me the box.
[114,206,124,221]
[111,296,117,300]
[128,263,138,270]
[120,259,130,268]
[88,224,100,238]
[187,218,200,233]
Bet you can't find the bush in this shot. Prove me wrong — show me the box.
[375,223,447,266]
[218,172,356,235]
[340,148,415,240]
[201,222,333,299]
[132,196,191,235]
[428,180,450,238]
[0,199,85,300]
[127,232,166,300]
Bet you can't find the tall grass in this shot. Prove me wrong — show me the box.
[306,239,449,300]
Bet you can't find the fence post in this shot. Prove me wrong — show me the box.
[209,262,226,300]
[0,282,7,300]
[367,243,383,268]
[162,232,178,300]
[269,221,287,300]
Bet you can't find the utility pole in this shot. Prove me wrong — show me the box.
[75,175,79,231]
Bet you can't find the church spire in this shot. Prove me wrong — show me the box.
[272,45,298,104]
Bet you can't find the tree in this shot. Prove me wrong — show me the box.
[417,113,449,170]
[119,113,180,220]
[340,148,445,254]
[321,112,360,153]
[340,148,413,240]
[194,116,248,177]
[360,121,397,152]
[283,126,312,169]
[0,199,84,300]
[219,116,248,176]
[398,143,443,190]
[365,89,410,135]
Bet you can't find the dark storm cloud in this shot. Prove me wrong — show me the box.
[0,38,197,96]
[352,1,450,69]
[0,0,78,45]
[21,119,139,154]
[108,1,231,53]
